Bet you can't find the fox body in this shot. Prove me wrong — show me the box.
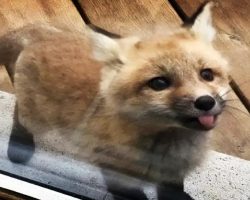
[0,4,229,184]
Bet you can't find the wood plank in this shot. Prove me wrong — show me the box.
[174,0,250,159]
[0,66,14,93]
[0,0,85,93]
[174,0,250,110]
[78,0,181,36]
[213,92,250,160]
[0,187,35,200]
[0,0,85,34]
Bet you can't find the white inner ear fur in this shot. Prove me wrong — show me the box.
[88,30,121,62]
[191,2,216,43]
[88,29,140,63]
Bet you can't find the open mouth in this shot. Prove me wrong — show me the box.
[181,115,219,131]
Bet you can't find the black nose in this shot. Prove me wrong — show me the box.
[194,95,216,111]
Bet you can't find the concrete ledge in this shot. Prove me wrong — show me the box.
[1,91,250,200]
[185,151,250,200]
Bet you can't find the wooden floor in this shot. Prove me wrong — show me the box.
[0,0,249,160]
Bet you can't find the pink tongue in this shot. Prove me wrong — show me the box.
[198,115,215,128]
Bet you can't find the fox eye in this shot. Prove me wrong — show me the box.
[148,77,171,91]
[200,68,214,81]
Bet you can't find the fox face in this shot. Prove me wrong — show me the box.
[90,3,229,132]
[107,34,228,131]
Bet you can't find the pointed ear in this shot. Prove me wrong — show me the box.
[88,28,141,64]
[191,2,216,43]
[87,29,121,62]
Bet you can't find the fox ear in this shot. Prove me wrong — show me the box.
[88,29,140,63]
[88,29,121,62]
[191,2,215,43]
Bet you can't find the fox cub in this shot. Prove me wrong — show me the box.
[1,3,229,184]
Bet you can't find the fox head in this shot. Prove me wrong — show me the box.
[89,3,229,131]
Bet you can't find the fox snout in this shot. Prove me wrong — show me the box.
[194,95,216,111]
[172,93,225,131]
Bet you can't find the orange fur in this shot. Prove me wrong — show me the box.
[0,3,230,184]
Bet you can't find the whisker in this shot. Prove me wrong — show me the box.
[216,78,250,98]
[223,109,240,123]
[219,87,234,98]
[225,105,250,117]
[224,99,240,102]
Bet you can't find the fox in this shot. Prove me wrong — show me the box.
[0,2,229,189]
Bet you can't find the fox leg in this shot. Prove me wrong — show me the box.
[7,104,35,163]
